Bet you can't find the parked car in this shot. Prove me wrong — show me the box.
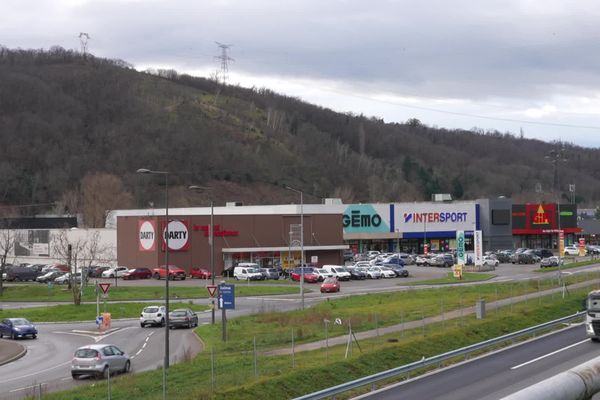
[4,266,41,282]
[190,267,212,279]
[140,305,166,327]
[320,277,340,293]
[258,268,280,280]
[233,266,263,281]
[376,266,398,278]
[54,272,86,285]
[71,344,131,379]
[564,245,585,256]
[122,268,152,280]
[168,308,198,329]
[511,252,536,264]
[533,249,554,259]
[494,251,512,263]
[102,266,130,279]
[314,268,334,281]
[587,245,600,255]
[347,267,367,280]
[415,255,433,266]
[36,270,66,283]
[541,256,563,268]
[362,266,382,279]
[482,256,499,267]
[384,264,409,277]
[380,255,405,266]
[0,318,38,339]
[290,267,320,283]
[428,254,454,268]
[343,249,354,262]
[87,266,111,278]
[322,265,352,281]
[152,265,187,280]
[366,250,381,259]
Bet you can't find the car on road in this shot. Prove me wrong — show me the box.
[320,277,340,293]
[102,266,130,279]
[168,308,199,329]
[0,318,38,339]
[140,305,167,327]
[290,267,320,283]
[71,344,131,379]
[190,267,212,279]
[564,245,585,256]
[153,265,187,280]
[122,267,152,280]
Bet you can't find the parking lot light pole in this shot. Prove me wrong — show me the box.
[285,185,304,310]
[136,168,169,400]
[187,186,215,324]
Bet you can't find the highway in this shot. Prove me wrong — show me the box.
[356,323,600,400]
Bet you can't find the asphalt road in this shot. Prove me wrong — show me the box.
[356,323,600,400]
[0,319,201,400]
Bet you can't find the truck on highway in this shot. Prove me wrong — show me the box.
[586,290,600,340]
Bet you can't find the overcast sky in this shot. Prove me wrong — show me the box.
[3,0,600,147]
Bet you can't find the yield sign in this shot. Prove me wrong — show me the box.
[206,285,217,298]
[98,283,111,295]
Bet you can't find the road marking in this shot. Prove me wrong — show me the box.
[510,339,588,370]
[0,361,71,384]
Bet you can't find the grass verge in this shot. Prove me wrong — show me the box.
[534,259,598,273]
[37,275,600,400]
[0,283,300,302]
[400,271,495,285]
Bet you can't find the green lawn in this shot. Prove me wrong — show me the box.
[40,277,596,400]
[0,283,301,302]
[534,259,599,273]
[0,302,209,322]
[400,272,496,285]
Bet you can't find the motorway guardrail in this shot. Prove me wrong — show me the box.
[294,311,586,400]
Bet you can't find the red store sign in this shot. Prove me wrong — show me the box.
[193,224,239,237]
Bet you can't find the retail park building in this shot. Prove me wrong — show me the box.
[110,198,581,274]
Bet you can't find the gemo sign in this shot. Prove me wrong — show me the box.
[161,219,190,251]
[138,220,156,251]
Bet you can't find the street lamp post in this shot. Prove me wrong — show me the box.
[136,168,169,400]
[545,146,568,283]
[187,185,215,324]
[285,185,305,310]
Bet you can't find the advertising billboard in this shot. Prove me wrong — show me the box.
[394,202,478,234]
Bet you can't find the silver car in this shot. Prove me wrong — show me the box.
[71,344,131,379]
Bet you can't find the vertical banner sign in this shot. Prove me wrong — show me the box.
[474,230,483,266]
[559,230,565,257]
[456,231,465,265]
[579,238,586,257]
[424,243,429,256]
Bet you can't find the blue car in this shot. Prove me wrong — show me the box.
[0,318,38,340]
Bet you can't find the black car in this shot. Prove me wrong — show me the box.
[5,267,41,282]
[533,249,554,259]
[348,268,367,280]
[512,253,535,264]
[383,264,409,277]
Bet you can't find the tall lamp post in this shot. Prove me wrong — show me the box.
[188,186,215,324]
[136,168,170,400]
[285,185,305,310]
[545,146,568,282]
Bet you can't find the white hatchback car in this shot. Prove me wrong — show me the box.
[101,266,130,278]
[140,305,166,327]
[564,246,585,256]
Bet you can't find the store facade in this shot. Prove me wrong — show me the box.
[511,203,581,249]
[115,205,348,274]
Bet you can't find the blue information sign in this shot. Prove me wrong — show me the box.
[218,284,235,310]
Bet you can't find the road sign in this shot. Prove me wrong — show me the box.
[207,284,217,297]
[98,283,111,295]
[218,283,235,310]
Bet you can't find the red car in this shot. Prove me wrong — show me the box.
[320,277,340,293]
[190,267,212,279]
[122,268,152,280]
[290,267,320,283]
[152,265,187,280]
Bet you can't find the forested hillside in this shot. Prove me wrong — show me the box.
[1,46,599,227]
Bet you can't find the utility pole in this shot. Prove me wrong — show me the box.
[214,42,234,85]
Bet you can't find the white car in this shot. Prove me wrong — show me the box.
[140,305,166,327]
[101,266,130,278]
[314,268,334,281]
[564,246,585,256]
[372,266,397,278]
[364,267,383,279]
[482,256,499,267]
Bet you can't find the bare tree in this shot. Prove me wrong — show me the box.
[0,208,17,297]
[52,230,114,305]
[81,173,134,228]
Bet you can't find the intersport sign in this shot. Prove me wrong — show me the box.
[395,202,477,233]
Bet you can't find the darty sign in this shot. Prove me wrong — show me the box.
[139,220,156,251]
[161,219,190,251]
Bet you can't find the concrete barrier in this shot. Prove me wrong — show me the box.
[501,355,600,400]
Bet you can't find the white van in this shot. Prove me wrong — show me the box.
[233,263,263,280]
[322,265,351,281]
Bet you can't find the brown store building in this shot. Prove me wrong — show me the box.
[114,204,348,274]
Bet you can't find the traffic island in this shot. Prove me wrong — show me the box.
[0,340,27,366]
